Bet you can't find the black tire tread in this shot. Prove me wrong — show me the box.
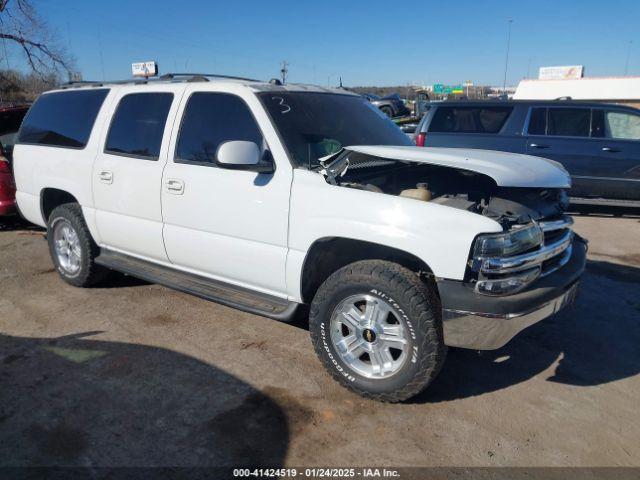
[47,203,108,287]
[309,260,446,402]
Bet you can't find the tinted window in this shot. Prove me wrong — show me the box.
[605,110,640,140]
[18,89,108,148]
[259,92,411,168]
[429,106,513,134]
[547,108,590,137]
[591,109,605,138]
[176,93,263,165]
[105,93,173,159]
[527,108,547,135]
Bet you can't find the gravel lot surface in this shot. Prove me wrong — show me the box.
[1,210,638,468]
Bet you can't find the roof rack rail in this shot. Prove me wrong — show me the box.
[57,73,261,90]
[59,79,149,89]
[159,73,261,82]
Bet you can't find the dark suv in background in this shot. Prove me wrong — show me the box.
[414,101,640,206]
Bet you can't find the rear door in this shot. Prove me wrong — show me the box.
[92,87,181,261]
[423,105,527,153]
[594,108,640,200]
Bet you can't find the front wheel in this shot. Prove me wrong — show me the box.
[309,260,446,402]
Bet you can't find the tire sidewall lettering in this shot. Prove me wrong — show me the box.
[370,288,419,363]
[320,321,356,382]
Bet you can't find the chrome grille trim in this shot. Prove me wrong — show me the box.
[480,228,573,275]
[539,216,574,232]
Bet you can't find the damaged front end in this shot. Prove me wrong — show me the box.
[319,146,579,296]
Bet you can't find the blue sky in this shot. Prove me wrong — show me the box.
[6,0,640,86]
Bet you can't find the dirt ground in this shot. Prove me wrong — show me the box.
[0,208,639,469]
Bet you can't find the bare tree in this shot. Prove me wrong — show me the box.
[0,0,74,77]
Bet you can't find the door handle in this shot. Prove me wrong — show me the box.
[98,170,113,184]
[529,143,549,149]
[165,179,185,195]
[602,147,620,153]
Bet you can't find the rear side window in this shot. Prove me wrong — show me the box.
[105,93,173,160]
[429,106,513,134]
[527,108,547,135]
[605,110,640,140]
[18,89,109,148]
[175,92,263,165]
[547,108,590,137]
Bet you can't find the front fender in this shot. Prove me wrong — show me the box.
[286,170,502,300]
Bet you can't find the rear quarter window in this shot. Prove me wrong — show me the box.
[429,106,513,134]
[17,89,109,148]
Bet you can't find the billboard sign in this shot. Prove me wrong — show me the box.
[538,65,584,80]
[132,61,158,78]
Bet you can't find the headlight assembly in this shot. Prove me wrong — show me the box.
[473,224,543,258]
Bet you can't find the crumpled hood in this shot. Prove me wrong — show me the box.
[345,145,571,189]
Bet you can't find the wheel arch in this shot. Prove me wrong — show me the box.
[40,188,80,223]
[300,236,435,304]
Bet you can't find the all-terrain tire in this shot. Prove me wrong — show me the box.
[309,260,446,402]
[47,203,108,287]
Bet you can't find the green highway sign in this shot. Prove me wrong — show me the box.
[433,84,464,94]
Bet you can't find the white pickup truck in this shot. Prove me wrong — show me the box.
[13,74,586,402]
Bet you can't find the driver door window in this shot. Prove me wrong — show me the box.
[175,92,264,166]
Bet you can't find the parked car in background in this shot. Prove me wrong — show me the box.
[363,92,411,118]
[13,75,584,402]
[0,105,29,215]
[414,100,640,206]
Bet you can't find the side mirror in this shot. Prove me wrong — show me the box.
[216,141,274,173]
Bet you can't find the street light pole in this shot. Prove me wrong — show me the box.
[502,18,513,95]
[624,40,633,76]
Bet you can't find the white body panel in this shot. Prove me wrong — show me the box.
[160,84,292,296]
[14,79,569,308]
[285,169,502,301]
[345,145,571,188]
[12,87,116,242]
[92,85,183,261]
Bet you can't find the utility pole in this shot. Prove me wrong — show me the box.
[624,40,633,76]
[280,60,289,84]
[502,18,513,95]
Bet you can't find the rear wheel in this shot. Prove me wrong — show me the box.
[47,203,108,287]
[309,260,446,402]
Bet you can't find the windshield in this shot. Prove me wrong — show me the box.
[258,92,412,168]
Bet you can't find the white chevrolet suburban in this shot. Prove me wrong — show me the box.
[13,74,587,402]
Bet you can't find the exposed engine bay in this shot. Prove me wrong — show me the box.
[320,151,570,229]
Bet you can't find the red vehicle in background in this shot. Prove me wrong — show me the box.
[0,105,29,216]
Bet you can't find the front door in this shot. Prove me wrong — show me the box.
[92,87,180,261]
[160,87,291,296]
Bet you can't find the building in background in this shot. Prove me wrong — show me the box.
[514,75,640,109]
